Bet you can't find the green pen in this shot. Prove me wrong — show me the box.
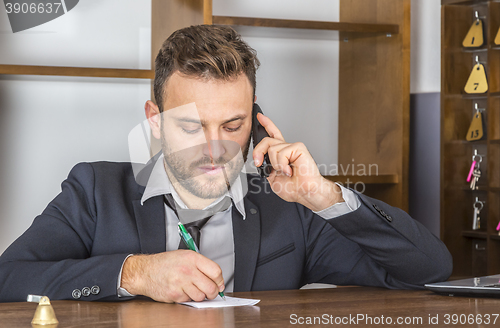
[178,222,226,301]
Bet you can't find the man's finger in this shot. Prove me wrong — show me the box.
[267,143,293,176]
[257,113,285,141]
[253,136,285,166]
[192,271,221,300]
[182,283,207,302]
[267,169,277,186]
[195,254,224,287]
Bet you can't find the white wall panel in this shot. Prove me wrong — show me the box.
[0,76,149,253]
[411,0,441,93]
[213,0,339,21]
[0,0,151,69]
[0,0,151,254]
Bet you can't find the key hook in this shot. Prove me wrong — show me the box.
[473,149,483,163]
[474,11,486,20]
[474,197,484,211]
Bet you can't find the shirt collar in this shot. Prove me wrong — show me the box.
[141,154,247,220]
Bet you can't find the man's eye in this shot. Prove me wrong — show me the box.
[225,125,242,132]
[182,128,201,134]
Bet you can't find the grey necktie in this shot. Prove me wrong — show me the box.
[163,194,231,250]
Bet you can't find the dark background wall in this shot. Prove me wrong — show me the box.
[409,92,441,237]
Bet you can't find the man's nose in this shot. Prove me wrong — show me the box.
[203,130,226,159]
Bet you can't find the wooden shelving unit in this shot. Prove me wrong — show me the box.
[211,16,399,34]
[0,65,153,79]
[441,0,500,278]
[0,0,410,210]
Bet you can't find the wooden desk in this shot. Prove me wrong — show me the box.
[2,287,500,327]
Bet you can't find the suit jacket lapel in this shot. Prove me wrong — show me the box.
[133,196,166,254]
[232,197,261,292]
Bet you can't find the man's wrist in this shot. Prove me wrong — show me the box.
[306,178,344,212]
[121,254,144,296]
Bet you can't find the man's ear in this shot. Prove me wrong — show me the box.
[145,100,161,139]
[254,95,257,103]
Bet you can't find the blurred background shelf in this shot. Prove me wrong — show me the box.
[0,65,154,79]
[212,16,399,34]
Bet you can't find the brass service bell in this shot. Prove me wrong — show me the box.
[30,296,59,327]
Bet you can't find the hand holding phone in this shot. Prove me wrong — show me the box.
[251,105,344,211]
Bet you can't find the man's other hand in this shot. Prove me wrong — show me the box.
[121,251,225,303]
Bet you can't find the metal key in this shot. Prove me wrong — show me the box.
[470,168,481,190]
[472,198,484,230]
[470,170,477,189]
[473,207,481,230]
[468,150,483,190]
[470,175,476,190]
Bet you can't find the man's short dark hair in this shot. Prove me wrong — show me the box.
[154,25,260,112]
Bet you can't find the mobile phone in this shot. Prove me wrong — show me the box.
[252,103,273,178]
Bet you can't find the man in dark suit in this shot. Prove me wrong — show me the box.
[0,25,452,303]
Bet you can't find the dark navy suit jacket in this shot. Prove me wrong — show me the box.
[0,161,452,302]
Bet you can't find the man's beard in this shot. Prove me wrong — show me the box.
[162,135,251,200]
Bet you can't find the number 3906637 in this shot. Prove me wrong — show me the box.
[444,313,498,325]
[5,3,62,14]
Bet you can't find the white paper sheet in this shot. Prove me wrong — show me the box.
[180,296,260,308]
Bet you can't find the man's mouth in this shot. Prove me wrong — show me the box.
[198,165,224,175]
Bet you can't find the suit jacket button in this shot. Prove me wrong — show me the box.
[91,286,100,295]
[82,287,91,297]
[385,215,393,222]
[372,204,380,211]
[72,289,82,299]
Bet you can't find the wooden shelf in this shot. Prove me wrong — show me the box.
[489,234,500,240]
[462,93,488,100]
[445,185,489,191]
[443,93,499,99]
[462,47,488,53]
[442,0,491,5]
[462,230,487,239]
[445,139,487,145]
[212,16,399,34]
[323,174,398,185]
[0,65,154,79]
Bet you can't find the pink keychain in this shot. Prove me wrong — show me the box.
[497,221,500,232]
[467,160,477,182]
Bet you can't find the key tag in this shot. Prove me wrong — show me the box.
[467,150,482,183]
[464,56,488,94]
[495,27,500,46]
[466,104,485,141]
[467,160,477,183]
[463,12,484,48]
